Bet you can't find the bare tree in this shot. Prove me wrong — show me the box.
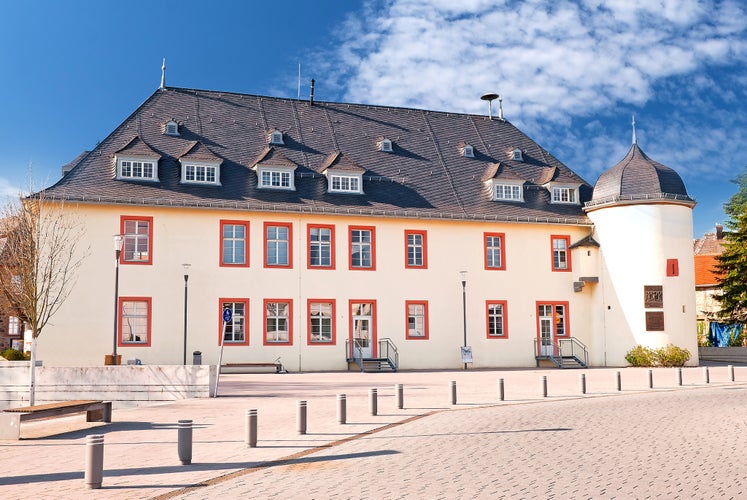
[0,191,87,405]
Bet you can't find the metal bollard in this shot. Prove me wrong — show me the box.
[84,434,104,489]
[541,375,547,397]
[729,365,735,382]
[498,378,505,401]
[369,388,378,416]
[676,367,682,386]
[579,373,586,394]
[395,384,404,409]
[178,419,193,465]
[616,371,622,391]
[246,409,257,447]
[450,380,457,405]
[337,394,346,424]
[647,369,653,389]
[297,401,307,435]
[703,367,710,384]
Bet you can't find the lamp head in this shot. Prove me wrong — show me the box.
[113,234,123,252]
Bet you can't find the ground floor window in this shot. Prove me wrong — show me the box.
[308,300,335,344]
[220,299,249,345]
[264,299,292,345]
[119,297,151,346]
[405,301,428,339]
[486,301,508,338]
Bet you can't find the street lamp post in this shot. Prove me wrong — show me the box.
[182,263,191,365]
[460,270,468,370]
[111,234,123,365]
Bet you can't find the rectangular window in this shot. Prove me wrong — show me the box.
[121,216,153,265]
[119,297,152,346]
[552,187,577,204]
[406,301,429,339]
[120,160,155,180]
[8,316,20,336]
[349,226,376,270]
[185,164,217,184]
[264,299,292,345]
[405,230,428,268]
[551,235,571,272]
[484,232,506,270]
[308,225,335,269]
[219,299,249,345]
[494,184,522,201]
[261,170,292,188]
[220,221,249,267]
[308,300,335,344]
[486,301,508,338]
[265,222,292,268]
[330,174,360,193]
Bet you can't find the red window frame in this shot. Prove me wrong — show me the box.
[551,235,572,272]
[484,232,506,270]
[264,222,293,269]
[485,300,509,339]
[218,298,250,346]
[118,296,152,347]
[263,298,293,345]
[348,225,376,270]
[404,230,428,269]
[405,300,429,340]
[536,301,570,342]
[307,299,336,345]
[120,215,153,265]
[307,224,336,269]
[220,220,250,268]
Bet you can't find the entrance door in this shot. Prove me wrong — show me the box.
[537,303,567,356]
[351,302,375,358]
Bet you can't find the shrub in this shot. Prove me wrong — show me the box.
[625,345,656,367]
[0,348,29,361]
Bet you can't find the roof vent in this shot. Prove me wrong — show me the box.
[164,120,179,136]
[379,138,393,152]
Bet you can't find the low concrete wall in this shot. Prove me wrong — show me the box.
[699,346,747,363]
[0,364,216,410]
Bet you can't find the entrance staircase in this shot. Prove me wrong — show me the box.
[534,337,588,369]
[346,338,399,372]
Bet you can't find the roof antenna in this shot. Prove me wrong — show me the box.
[480,92,499,120]
[632,115,637,145]
[310,79,315,106]
[160,58,166,90]
[297,63,301,100]
[498,95,504,121]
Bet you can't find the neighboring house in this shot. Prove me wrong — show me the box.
[35,86,698,369]
[0,230,26,352]
[694,224,726,325]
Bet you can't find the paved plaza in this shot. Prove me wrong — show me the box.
[1,366,746,499]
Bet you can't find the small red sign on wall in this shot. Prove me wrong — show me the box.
[666,259,679,277]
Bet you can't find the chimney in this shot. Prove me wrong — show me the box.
[716,224,723,240]
[310,79,315,106]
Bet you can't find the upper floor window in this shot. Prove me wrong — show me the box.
[349,226,375,270]
[269,130,284,145]
[551,235,571,272]
[484,232,506,270]
[308,300,335,344]
[258,167,295,190]
[308,225,335,269]
[405,230,428,268]
[220,299,249,345]
[406,301,429,340]
[265,222,292,268]
[121,216,153,265]
[493,183,523,202]
[220,220,249,267]
[264,299,292,345]
[8,316,20,336]
[486,301,508,338]
[182,162,219,185]
[329,174,362,194]
[551,186,578,204]
[117,158,158,181]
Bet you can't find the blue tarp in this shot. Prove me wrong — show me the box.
[709,322,744,347]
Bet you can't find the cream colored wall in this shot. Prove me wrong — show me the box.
[36,202,601,370]
[588,203,698,366]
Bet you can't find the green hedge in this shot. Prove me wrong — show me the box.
[0,348,29,361]
[625,344,691,367]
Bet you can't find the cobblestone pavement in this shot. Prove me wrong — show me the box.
[170,386,747,499]
[1,366,745,499]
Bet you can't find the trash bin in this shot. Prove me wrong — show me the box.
[192,351,202,365]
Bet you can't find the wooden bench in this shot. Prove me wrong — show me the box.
[220,361,285,374]
[0,400,112,440]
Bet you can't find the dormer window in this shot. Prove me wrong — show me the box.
[256,165,296,190]
[511,148,523,161]
[269,130,284,145]
[116,156,159,182]
[551,186,578,204]
[164,120,179,136]
[379,138,393,152]
[492,183,524,202]
[181,160,221,186]
[327,172,363,194]
[462,145,475,158]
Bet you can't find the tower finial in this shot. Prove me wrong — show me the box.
[632,115,637,145]
[160,58,166,90]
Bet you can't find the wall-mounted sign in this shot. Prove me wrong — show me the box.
[644,285,663,308]
[646,311,665,331]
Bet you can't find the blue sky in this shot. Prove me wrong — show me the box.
[2,0,746,237]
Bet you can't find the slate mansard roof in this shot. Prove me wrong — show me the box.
[44,87,593,225]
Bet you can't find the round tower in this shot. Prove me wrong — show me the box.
[585,139,697,366]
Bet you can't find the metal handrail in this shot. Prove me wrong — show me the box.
[534,337,588,367]
[345,339,364,371]
[378,337,399,371]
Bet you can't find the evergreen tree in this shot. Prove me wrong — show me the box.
[715,167,747,322]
